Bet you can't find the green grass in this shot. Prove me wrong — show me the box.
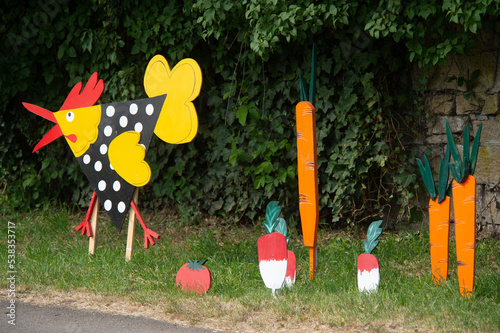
[1,204,499,332]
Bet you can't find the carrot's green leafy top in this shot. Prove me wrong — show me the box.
[417,155,436,201]
[309,42,316,106]
[187,259,207,271]
[364,220,383,254]
[264,201,290,244]
[417,144,452,203]
[299,74,308,102]
[438,144,452,203]
[470,124,482,175]
[446,122,482,184]
[299,42,316,106]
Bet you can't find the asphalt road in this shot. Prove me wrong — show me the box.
[1,300,229,333]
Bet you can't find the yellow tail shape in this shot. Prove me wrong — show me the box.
[143,55,202,144]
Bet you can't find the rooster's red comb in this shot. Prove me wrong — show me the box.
[59,72,104,111]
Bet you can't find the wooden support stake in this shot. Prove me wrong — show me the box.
[309,246,317,280]
[125,188,139,261]
[88,197,99,254]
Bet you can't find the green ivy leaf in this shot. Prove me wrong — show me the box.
[236,105,249,126]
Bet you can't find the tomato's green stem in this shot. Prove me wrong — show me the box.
[187,258,207,272]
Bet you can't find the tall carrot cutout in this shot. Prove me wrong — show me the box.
[417,145,452,285]
[446,122,482,298]
[296,43,319,279]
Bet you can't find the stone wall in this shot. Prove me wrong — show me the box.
[418,31,499,236]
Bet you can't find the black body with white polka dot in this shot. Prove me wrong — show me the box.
[76,94,167,232]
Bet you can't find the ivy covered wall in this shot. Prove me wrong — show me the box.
[1,0,499,230]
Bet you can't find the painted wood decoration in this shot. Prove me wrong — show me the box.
[285,250,297,288]
[23,55,202,256]
[270,201,296,287]
[257,232,288,297]
[417,144,452,285]
[257,201,296,296]
[296,42,319,280]
[357,220,383,293]
[417,122,481,298]
[176,259,212,296]
[446,122,482,298]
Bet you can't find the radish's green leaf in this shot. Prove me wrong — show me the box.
[274,217,290,245]
[364,220,383,254]
[264,202,289,243]
[264,201,281,234]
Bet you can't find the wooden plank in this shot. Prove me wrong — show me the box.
[88,197,99,254]
[125,189,139,261]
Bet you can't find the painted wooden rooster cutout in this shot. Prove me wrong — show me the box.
[23,55,202,249]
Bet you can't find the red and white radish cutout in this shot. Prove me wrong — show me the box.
[258,232,288,296]
[285,250,296,287]
[257,201,296,296]
[357,253,380,292]
[357,220,383,293]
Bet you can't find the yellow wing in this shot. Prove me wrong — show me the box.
[144,55,202,144]
[108,131,151,187]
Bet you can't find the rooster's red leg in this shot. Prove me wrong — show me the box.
[76,191,97,237]
[130,199,160,249]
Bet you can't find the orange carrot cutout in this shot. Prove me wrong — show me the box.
[417,145,452,285]
[296,43,319,280]
[296,101,319,279]
[428,196,450,284]
[452,176,476,298]
[446,122,482,298]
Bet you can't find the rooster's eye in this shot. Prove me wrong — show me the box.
[66,112,75,122]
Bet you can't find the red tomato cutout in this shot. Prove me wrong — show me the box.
[176,259,212,296]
